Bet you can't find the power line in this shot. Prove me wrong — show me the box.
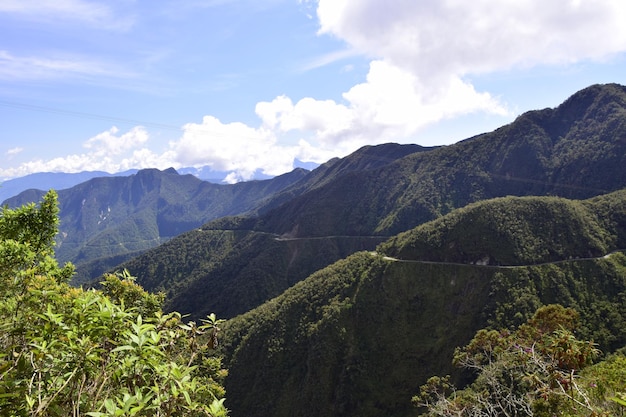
[0,100,182,132]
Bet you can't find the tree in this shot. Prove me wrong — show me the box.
[0,191,228,416]
[413,304,623,417]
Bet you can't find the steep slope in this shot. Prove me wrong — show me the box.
[251,142,430,215]
[255,83,626,237]
[120,227,388,319]
[4,167,308,282]
[220,190,626,417]
[118,144,426,317]
[119,83,626,320]
[379,195,617,266]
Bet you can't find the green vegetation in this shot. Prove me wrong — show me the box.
[380,192,625,266]
[219,189,626,417]
[0,191,228,416]
[111,84,626,332]
[415,305,625,416]
[121,228,387,319]
[4,84,626,417]
[3,167,308,284]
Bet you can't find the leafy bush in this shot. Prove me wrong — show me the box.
[0,191,228,416]
[415,305,624,417]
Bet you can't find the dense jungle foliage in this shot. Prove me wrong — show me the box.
[220,192,626,417]
[415,305,625,416]
[0,191,228,416]
[380,190,626,265]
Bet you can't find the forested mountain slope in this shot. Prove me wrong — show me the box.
[116,144,425,318]
[251,142,432,214]
[119,83,626,320]
[220,190,626,417]
[3,167,308,282]
[254,83,626,237]
[379,192,626,265]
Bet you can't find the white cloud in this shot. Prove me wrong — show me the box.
[6,147,23,157]
[257,96,353,141]
[84,126,149,155]
[255,60,507,155]
[170,116,298,182]
[0,126,165,179]
[250,0,626,154]
[316,0,626,78]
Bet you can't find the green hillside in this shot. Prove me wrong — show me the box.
[121,226,388,318]
[379,192,625,266]
[118,84,626,321]
[252,142,432,215]
[4,167,308,283]
[219,191,626,417]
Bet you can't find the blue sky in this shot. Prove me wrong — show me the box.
[2,0,626,182]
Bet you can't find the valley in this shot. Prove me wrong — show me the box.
[2,83,626,416]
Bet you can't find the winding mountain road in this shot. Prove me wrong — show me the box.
[370,249,626,269]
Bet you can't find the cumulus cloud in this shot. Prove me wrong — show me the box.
[316,0,626,77]
[0,126,165,179]
[254,0,626,154]
[255,59,507,156]
[84,126,148,155]
[170,116,298,183]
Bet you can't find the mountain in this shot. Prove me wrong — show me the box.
[116,83,626,321]
[251,83,626,237]
[3,167,308,283]
[177,166,272,183]
[0,170,137,203]
[219,190,626,417]
[0,161,321,204]
[6,83,626,416]
[251,142,432,215]
[115,143,425,318]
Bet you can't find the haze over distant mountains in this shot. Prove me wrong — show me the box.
[0,159,318,203]
[3,167,312,283]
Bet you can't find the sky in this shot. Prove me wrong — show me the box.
[2,0,626,183]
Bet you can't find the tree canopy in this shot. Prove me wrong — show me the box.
[0,190,228,416]
[415,304,626,416]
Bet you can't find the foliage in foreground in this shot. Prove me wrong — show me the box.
[0,191,228,416]
[415,304,625,416]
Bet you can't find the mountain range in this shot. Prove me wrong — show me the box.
[0,170,137,204]
[3,83,626,416]
[0,159,320,204]
[3,167,309,283]
[109,84,626,319]
[221,191,626,417]
[121,83,626,417]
